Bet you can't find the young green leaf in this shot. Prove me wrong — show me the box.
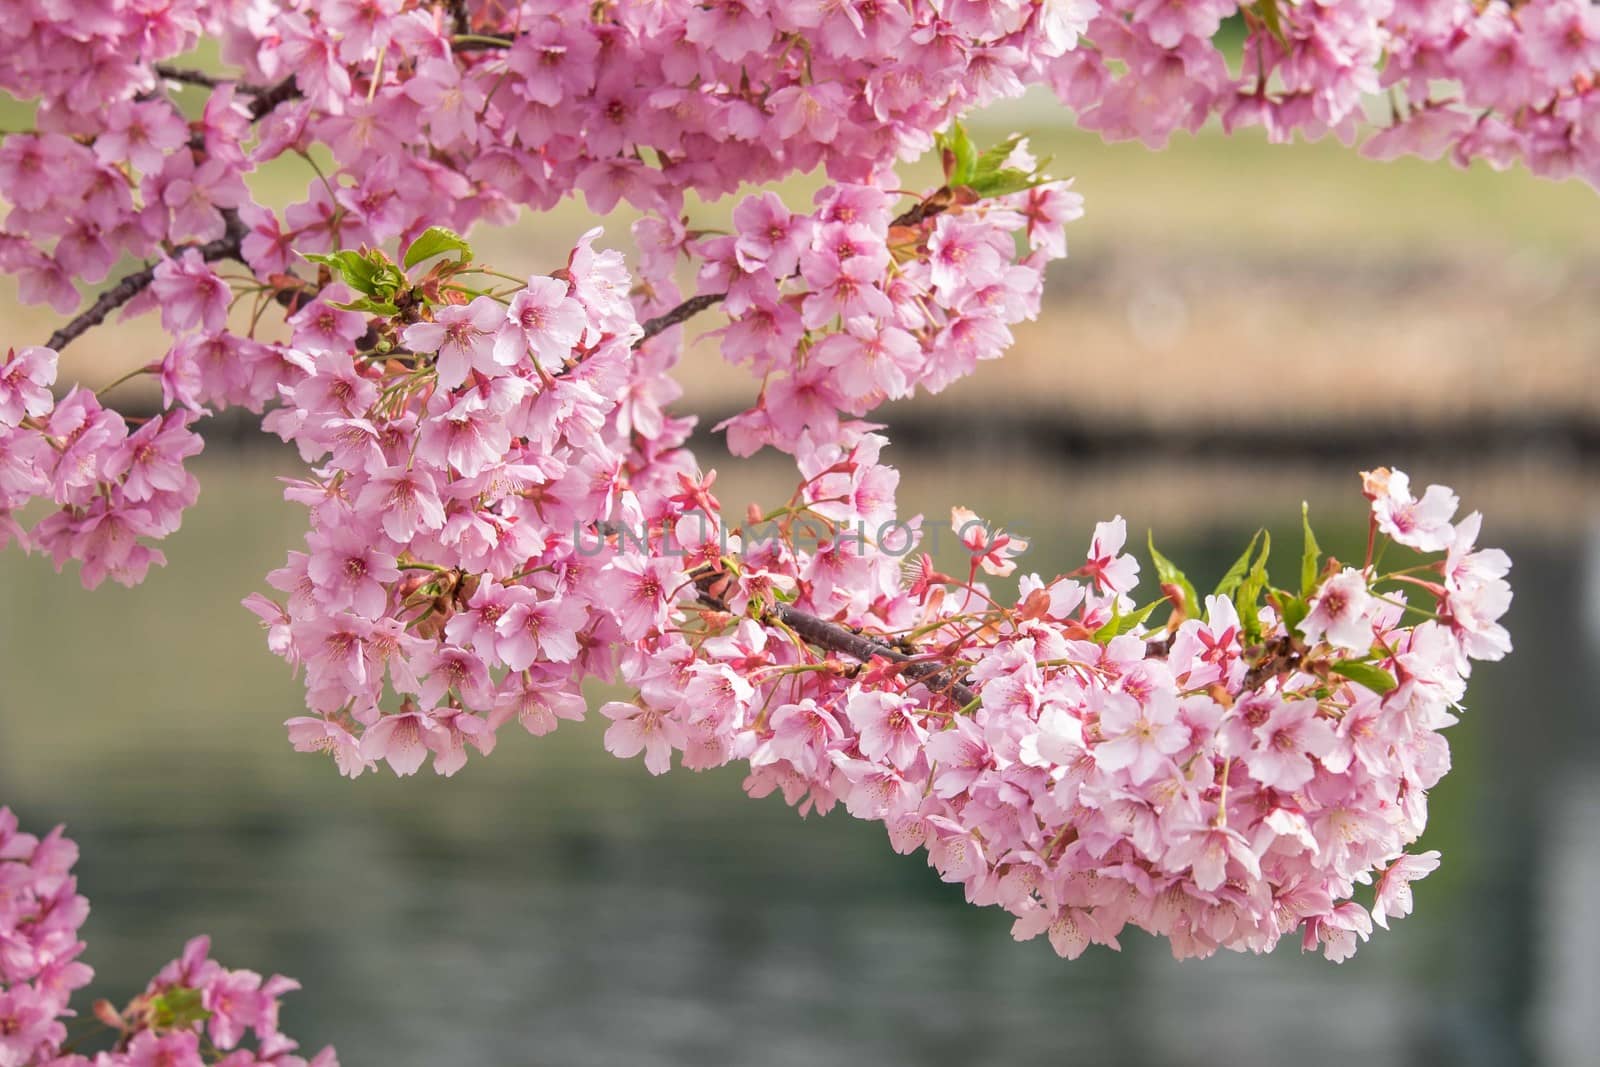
[403,226,473,270]
[1330,660,1398,695]
[1300,500,1321,598]
[1093,597,1166,642]
[1148,531,1199,620]
[1214,529,1266,599]
[1236,531,1272,643]
[937,122,979,186]
[301,250,383,296]
[1257,0,1288,44]
[148,986,212,1029]
[331,296,400,316]
[1276,588,1310,635]
[967,167,1049,198]
[962,134,1053,198]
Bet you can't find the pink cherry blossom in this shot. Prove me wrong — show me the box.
[1299,568,1375,652]
[0,346,56,427]
[1363,466,1459,551]
[951,506,1029,577]
[497,277,586,372]
[0,0,1530,977]
[1372,850,1442,928]
[600,701,684,776]
[1092,689,1186,783]
[1081,516,1140,594]
[150,250,231,334]
[403,297,508,390]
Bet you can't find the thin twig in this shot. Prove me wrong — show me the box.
[697,591,979,706]
[246,75,301,120]
[635,293,727,348]
[153,64,276,97]
[1241,634,1301,692]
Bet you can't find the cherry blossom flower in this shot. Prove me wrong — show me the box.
[402,297,507,390]
[600,701,684,776]
[0,346,56,427]
[150,250,231,335]
[1371,850,1442,928]
[951,506,1029,577]
[1092,689,1186,784]
[358,709,443,777]
[497,277,586,372]
[1081,517,1139,594]
[1363,466,1459,551]
[1300,568,1375,652]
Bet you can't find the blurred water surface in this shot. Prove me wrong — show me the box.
[0,453,1595,1067]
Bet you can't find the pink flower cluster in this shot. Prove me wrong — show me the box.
[0,808,89,1067]
[0,0,202,119]
[680,172,1083,456]
[589,468,1508,962]
[0,0,1084,321]
[3,3,1595,328]
[252,230,692,777]
[1054,0,1600,185]
[0,808,334,1067]
[0,0,1528,972]
[252,167,1082,778]
[0,347,201,588]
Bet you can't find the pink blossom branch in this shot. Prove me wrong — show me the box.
[1240,633,1303,692]
[696,586,979,707]
[44,209,248,353]
[636,293,726,347]
[42,65,303,353]
[768,601,980,706]
[630,195,939,350]
[152,64,274,96]
[244,74,301,119]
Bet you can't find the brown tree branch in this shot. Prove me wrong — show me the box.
[445,0,474,37]
[153,64,274,96]
[1240,634,1301,692]
[634,292,726,348]
[696,590,979,707]
[246,75,301,120]
[43,59,301,353]
[770,602,981,706]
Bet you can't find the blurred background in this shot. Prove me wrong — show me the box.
[2,94,1599,1066]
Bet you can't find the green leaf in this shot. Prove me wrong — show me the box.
[1093,597,1166,642]
[302,250,382,296]
[1276,588,1309,635]
[1236,531,1272,643]
[332,296,400,316]
[1300,500,1321,598]
[968,167,1049,198]
[369,262,406,297]
[934,123,979,186]
[1213,529,1266,599]
[148,986,211,1030]
[968,134,1024,184]
[1257,0,1288,44]
[1148,532,1199,620]
[1330,660,1398,695]
[403,226,473,270]
[947,132,1049,199]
